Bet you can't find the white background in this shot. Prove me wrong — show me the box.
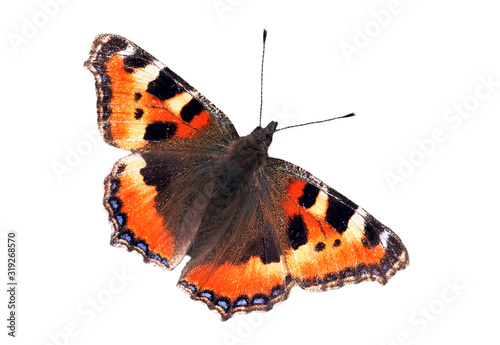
[1,0,499,344]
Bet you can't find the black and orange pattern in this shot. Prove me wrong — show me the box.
[85,34,237,151]
[85,34,409,321]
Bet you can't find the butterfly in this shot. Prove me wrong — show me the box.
[84,33,409,321]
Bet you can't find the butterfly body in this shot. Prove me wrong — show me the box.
[85,34,409,321]
[207,121,277,208]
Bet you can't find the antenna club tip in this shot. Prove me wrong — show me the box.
[263,29,268,41]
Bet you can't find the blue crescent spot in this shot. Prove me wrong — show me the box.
[359,267,369,274]
[109,199,119,211]
[187,285,197,293]
[271,286,283,297]
[325,275,336,282]
[216,300,229,310]
[199,291,214,301]
[115,215,124,226]
[120,233,132,242]
[234,298,248,307]
[372,268,380,275]
[252,297,266,305]
[151,254,169,268]
[137,243,148,252]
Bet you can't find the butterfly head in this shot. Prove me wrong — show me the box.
[251,121,277,149]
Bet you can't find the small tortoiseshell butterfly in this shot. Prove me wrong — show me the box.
[84,33,409,321]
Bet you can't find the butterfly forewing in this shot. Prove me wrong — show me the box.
[85,34,238,152]
[269,158,409,290]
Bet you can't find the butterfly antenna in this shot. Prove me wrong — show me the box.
[259,29,268,127]
[275,112,356,132]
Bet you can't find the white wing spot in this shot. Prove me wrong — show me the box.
[380,230,389,248]
[120,44,136,56]
[344,209,366,241]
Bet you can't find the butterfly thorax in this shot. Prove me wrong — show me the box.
[209,121,277,207]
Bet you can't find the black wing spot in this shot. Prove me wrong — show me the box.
[123,56,150,70]
[134,92,142,101]
[363,219,381,247]
[147,68,182,101]
[326,197,357,234]
[180,98,204,123]
[143,122,177,141]
[333,239,341,247]
[315,242,326,252]
[288,215,308,250]
[298,183,320,209]
[134,108,144,119]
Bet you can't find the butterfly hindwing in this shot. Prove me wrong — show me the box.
[85,34,238,152]
[178,200,292,320]
[272,159,409,290]
[105,151,215,270]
